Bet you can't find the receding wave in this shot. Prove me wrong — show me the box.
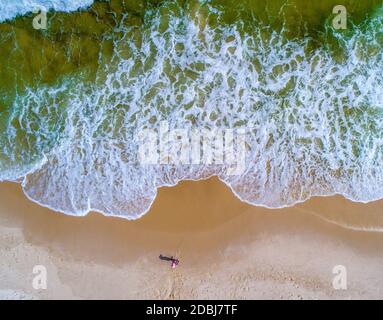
[1,0,383,220]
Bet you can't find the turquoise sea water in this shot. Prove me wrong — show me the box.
[0,0,383,219]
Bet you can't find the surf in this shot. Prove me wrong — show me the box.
[0,0,383,221]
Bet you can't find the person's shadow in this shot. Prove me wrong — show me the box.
[159,254,174,262]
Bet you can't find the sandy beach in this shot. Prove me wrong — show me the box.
[0,178,382,299]
[1,0,383,302]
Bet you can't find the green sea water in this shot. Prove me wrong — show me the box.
[0,0,383,219]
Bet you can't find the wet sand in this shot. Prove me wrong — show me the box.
[0,178,383,299]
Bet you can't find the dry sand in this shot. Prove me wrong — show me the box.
[0,178,383,299]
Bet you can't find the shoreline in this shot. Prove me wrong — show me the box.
[1,178,383,299]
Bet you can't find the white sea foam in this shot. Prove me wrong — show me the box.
[0,0,94,22]
[2,4,383,221]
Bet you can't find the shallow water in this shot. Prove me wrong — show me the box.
[0,0,383,219]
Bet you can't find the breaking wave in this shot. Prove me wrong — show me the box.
[1,1,383,219]
[0,0,94,23]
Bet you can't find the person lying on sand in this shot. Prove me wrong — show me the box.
[159,254,179,268]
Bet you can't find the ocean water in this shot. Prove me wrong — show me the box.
[0,0,383,219]
[0,0,94,22]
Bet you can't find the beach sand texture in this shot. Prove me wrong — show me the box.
[0,178,383,299]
